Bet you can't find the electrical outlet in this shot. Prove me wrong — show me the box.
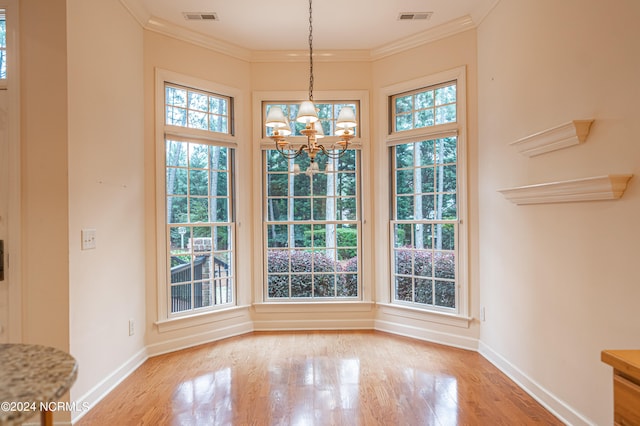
[480,306,486,321]
[81,229,96,250]
[128,319,135,336]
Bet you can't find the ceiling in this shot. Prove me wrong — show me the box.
[123,0,497,53]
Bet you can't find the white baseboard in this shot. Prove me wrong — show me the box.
[23,418,71,426]
[478,341,595,426]
[70,347,148,424]
[374,319,479,351]
[146,320,254,357]
[253,318,374,331]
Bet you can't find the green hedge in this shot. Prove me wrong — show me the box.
[267,250,357,298]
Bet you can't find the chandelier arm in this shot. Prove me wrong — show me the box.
[318,144,350,159]
[276,143,307,160]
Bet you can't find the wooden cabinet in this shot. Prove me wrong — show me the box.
[602,350,640,426]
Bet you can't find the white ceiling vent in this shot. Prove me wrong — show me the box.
[183,12,219,21]
[398,12,433,21]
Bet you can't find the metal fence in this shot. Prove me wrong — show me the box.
[170,255,231,313]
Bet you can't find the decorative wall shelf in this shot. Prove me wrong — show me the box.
[510,119,594,157]
[499,174,633,205]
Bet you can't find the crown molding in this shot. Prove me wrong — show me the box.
[145,17,252,62]
[119,0,252,61]
[510,120,594,157]
[499,174,633,205]
[119,0,150,28]
[370,15,476,61]
[250,49,372,63]
[473,0,501,27]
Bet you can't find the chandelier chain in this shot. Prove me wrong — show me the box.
[264,0,355,171]
[308,0,314,101]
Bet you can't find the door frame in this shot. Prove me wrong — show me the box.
[3,0,21,342]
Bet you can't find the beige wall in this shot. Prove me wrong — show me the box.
[251,60,371,93]
[477,0,640,424]
[20,0,70,350]
[67,0,146,415]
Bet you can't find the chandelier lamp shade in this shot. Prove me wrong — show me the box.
[264,0,357,166]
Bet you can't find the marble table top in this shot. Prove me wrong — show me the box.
[0,344,78,425]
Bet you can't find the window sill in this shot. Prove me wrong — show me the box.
[155,305,251,333]
[252,301,375,314]
[377,303,472,328]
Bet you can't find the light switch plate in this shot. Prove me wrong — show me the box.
[81,229,96,250]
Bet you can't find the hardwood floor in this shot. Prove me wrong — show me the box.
[76,331,562,425]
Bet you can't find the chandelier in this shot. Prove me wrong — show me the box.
[264,0,357,171]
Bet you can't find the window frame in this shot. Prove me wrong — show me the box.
[155,69,244,327]
[381,66,469,322]
[252,90,372,308]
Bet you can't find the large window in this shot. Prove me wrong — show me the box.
[389,79,463,313]
[163,83,235,316]
[262,101,361,300]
